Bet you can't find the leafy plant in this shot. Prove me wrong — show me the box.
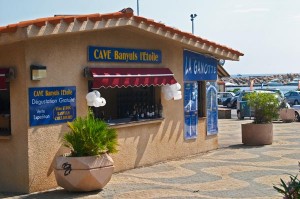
[273,162,300,199]
[227,88,241,94]
[245,92,280,124]
[63,109,118,157]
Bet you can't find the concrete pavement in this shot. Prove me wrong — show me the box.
[2,112,300,198]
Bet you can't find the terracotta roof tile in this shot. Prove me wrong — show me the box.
[62,16,75,24]
[76,16,88,22]
[88,14,102,22]
[0,24,18,33]
[0,8,243,56]
[47,16,64,25]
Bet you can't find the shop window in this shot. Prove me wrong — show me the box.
[0,86,11,135]
[198,81,206,118]
[90,86,163,123]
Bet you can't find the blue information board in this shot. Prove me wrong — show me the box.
[183,50,218,81]
[88,46,162,64]
[184,82,198,140]
[29,86,76,126]
[206,82,218,135]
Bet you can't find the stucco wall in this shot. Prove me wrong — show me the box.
[0,43,29,193]
[113,118,217,172]
[0,27,218,193]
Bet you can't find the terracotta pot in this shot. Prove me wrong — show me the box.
[54,153,114,192]
[241,123,273,146]
[279,108,295,123]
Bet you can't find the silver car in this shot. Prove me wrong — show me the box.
[217,92,235,105]
[284,91,300,105]
[293,105,300,122]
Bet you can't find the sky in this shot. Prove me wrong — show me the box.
[0,0,300,75]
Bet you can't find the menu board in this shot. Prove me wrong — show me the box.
[29,86,76,126]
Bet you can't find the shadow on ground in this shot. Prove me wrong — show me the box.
[0,189,101,199]
[227,144,265,149]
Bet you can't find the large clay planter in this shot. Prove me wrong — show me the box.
[241,123,273,145]
[54,153,114,192]
[279,108,295,123]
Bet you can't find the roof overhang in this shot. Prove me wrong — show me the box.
[218,64,230,78]
[0,8,243,61]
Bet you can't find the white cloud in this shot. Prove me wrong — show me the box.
[286,15,300,23]
[234,8,269,13]
[291,15,300,20]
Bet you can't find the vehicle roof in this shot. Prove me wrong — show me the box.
[218,92,235,94]
[256,88,280,91]
[242,90,274,93]
[287,90,300,93]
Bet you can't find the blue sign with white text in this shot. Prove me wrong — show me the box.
[88,46,162,63]
[183,50,218,81]
[184,82,198,140]
[29,86,76,126]
[206,82,218,135]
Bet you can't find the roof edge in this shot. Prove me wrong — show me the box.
[0,7,244,59]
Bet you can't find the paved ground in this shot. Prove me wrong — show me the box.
[2,110,300,199]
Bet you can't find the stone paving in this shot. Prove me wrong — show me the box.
[2,113,300,199]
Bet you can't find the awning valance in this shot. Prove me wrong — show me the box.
[0,68,9,90]
[89,68,177,89]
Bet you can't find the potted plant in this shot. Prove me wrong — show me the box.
[241,92,280,145]
[278,99,295,123]
[54,109,118,192]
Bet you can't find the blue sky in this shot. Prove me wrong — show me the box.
[1,0,300,75]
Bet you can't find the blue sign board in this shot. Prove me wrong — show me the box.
[88,46,162,64]
[184,82,198,139]
[206,82,218,135]
[184,112,198,140]
[183,50,218,81]
[29,86,76,126]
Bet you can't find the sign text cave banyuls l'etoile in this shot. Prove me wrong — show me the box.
[88,46,162,64]
[29,86,76,126]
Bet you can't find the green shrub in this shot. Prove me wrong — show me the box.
[273,162,300,198]
[245,92,280,124]
[63,109,118,157]
[227,88,241,94]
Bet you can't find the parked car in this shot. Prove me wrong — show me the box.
[284,91,300,105]
[222,95,238,108]
[217,92,235,105]
[293,105,300,122]
[255,88,284,98]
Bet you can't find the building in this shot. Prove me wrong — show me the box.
[0,8,243,193]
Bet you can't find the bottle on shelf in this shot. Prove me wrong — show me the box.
[146,105,150,118]
[158,103,163,118]
[155,104,159,118]
[151,105,155,118]
[131,104,139,121]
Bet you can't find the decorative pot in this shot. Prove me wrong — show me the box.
[54,153,114,192]
[279,108,295,123]
[241,123,273,146]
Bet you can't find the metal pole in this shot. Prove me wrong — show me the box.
[190,14,197,34]
[192,19,194,34]
[137,0,139,16]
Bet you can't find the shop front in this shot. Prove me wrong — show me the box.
[0,8,243,193]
